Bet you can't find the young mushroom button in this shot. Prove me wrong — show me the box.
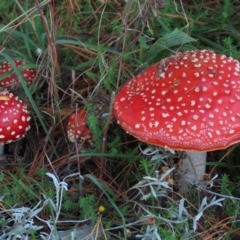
[67,108,93,146]
[113,49,240,191]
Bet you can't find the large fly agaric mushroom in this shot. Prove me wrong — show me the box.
[114,49,240,191]
[0,91,31,154]
[0,60,36,89]
[67,108,93,146]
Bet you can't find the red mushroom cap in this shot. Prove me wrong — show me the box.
[0,60,36,88]
[114,49,240,152]
[66,108,93,145]
[0,91,31,143]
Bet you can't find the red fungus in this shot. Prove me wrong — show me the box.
[114,49,240,190]
[67,108,93,145]
[0,91,31,154]
[0,91,31,143]
[0,60,36,88]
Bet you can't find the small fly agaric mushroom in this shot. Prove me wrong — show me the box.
[0,60,36,88]
[0,91,31,154]
[67,108,93,146]
[114,49,240,191]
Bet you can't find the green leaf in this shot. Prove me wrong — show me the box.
[146,29,197,63]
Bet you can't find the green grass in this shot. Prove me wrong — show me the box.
[0,0,239,239]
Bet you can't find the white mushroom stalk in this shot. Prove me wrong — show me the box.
[0,144,4,155]
[179,151,207,192]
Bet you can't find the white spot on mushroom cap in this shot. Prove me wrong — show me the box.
[135,124,140,129]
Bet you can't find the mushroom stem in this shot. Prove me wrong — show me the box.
[179,151,206,192]
[0,144,4,155]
